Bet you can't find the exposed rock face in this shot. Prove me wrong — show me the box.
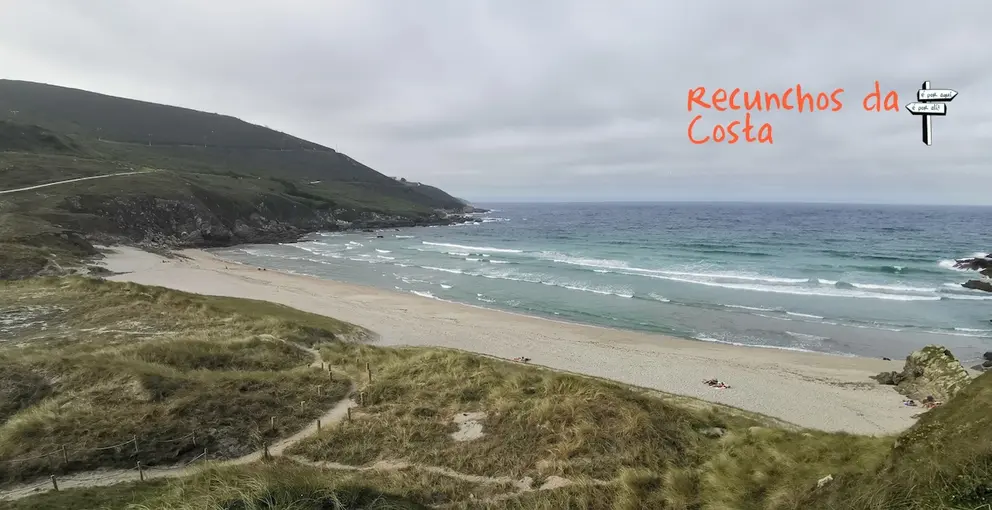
[962,280,992,293]
[953,255,992,271]
[871,345,972,401]
[62,193,467,250]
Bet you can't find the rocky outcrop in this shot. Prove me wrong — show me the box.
[951,253,992,294]
[975,353,992,372]
[953,255,992,271]
[962,280,992,293]
[871,345,972,401]
[61,191,468,250]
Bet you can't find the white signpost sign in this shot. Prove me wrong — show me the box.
[906,81,958,146]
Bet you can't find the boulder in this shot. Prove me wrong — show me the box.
[816,474,834,489]
[962,280,992,293]
[870,371,904,386]
[699,427,726,438]
[984,352,992,362]
[954,256,992,271]
[984,359,992,368]
[871,345,971,401]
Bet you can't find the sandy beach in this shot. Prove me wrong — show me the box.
[101,246,918,435]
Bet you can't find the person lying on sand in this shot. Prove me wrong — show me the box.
[511,356,531,363]
[903,399,917,407]
[703,379,731,389]
[922,396,942,409]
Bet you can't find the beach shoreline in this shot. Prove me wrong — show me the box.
[101,246,919,435]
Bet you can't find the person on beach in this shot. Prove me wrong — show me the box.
[703,378,731,389]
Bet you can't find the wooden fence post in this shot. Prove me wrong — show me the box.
[316,419,321,432]
[61,445,68,466]
[347,407,352,421]
[192,431,197,447]
[50,475,58,491]
[366,362,372,382]
[317,386,321,397]
[133,435,139,455]
[360,392,366,406]
[263,443,270,460]
[270,416,275,431]
[136,461,144,481]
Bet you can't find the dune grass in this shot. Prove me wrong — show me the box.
[801,370,992,510]
[0,479,168,510]
[293,343,714,481]
[2,277,990,509]
[0,278,355,483]
[0,460,520,510]
[285,342,905,509]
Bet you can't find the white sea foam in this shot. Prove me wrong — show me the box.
[785,331,830,341]
[692,335,825,354]
[725,304,779,312]
[786,312,824,319]
[421,266,464,274]
[422,241,522,254]
[939,259,969,271]
[628,272,941,301]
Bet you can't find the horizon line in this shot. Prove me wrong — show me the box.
[465,199,992,208]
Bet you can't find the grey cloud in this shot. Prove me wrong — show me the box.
[1,0,990,204]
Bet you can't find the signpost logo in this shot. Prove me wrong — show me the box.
[905,81,958,146]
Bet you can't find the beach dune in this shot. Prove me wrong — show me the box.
[102,247,916,435]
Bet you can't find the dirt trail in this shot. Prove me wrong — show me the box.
[0,340,605,505]
[0,170,156,195]
[0,340,350,502]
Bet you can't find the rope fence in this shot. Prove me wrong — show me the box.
[0,431,209,496]
[0,430,201,466]
[0,363,360,497]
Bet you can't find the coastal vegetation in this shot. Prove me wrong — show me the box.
[1,277,989,509]
[0,80,477,280]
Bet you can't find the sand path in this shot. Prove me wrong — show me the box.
[0,340,345,500]
[0,340,598,504]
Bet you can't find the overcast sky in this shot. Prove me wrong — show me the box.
[2,1,990,204]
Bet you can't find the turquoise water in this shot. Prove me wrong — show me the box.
[213,203,992,363]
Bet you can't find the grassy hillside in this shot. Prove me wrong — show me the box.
[0,80,477,278]
[0,278,357,483]
[0,80,324,151]
[1,278,988,509]
[0,80,466,209]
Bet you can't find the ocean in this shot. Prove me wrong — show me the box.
[212,202,992,363]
